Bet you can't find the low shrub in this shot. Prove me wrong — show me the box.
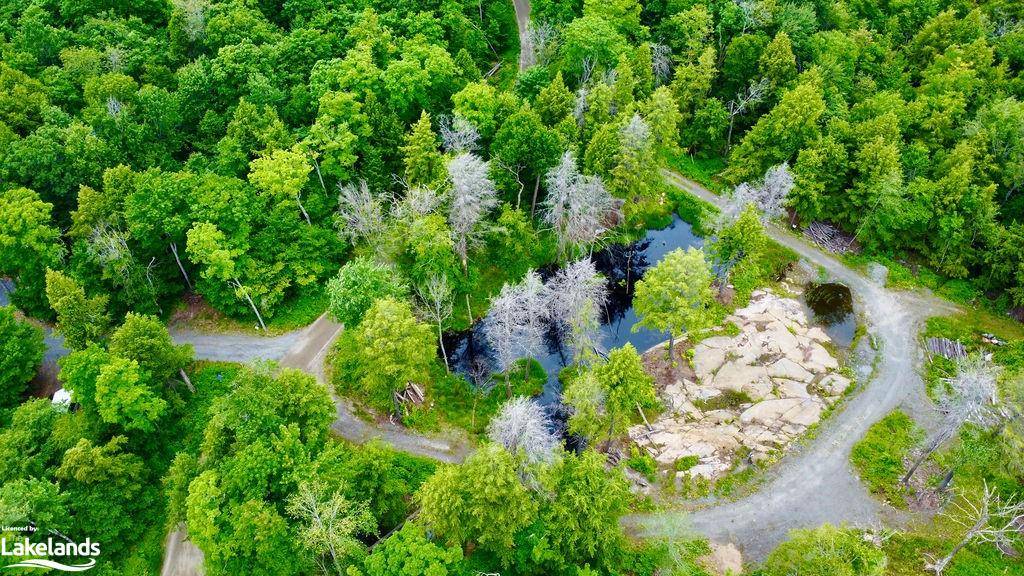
[850,410,922,507]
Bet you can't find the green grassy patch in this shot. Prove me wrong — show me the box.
[377,358,546,436]
[626,445,659,482]
[669,185,720,237]
[662,151,728,194]
[922,312,1024,397]
[173,284,328,335]
[850,410,922,507]
[693,389,752,412]
[883,523,1024,576]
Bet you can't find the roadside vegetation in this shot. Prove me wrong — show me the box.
[851,410,922,508]
[1,0,1023,574]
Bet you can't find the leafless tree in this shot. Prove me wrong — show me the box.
[722,162,794,224]
[925,482,1024,575]
[488,396,560,466]
[105,47,124,72]
[545,258,608,362]
[573,84,590,127]
[335,180,385,244]
[621,113,652,153]
[467,357,497,429]
[735,0,772,34]
[286,481,377,576]
[903,356,1004,485]
[483,271,549,396]
[87,224,158,310]
[651,43,673,86]
[416,275,454,371]
[760,162,795,218]
[106,96,123,118]
[447,153,498,271]
[726,77,770,150]
[543,152,616,258]
[438,115,480,153]
[528,21,558,66]
[173,0,207,43]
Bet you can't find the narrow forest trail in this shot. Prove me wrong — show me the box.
[622,170,959,560]
[513,0,533,70]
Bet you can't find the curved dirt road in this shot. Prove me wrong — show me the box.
[159,314,469,576]
[624,171,956,559]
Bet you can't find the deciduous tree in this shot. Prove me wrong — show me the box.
[633,247,714,360]
[45,269,111,351]
[0,306,45,408]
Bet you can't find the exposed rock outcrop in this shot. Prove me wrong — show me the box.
[631,290,851,480]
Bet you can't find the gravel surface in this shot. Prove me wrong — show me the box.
[623,171,959,560]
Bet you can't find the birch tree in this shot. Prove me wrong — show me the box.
[447,152,497,272]
[415,274,454,371]
[286,481,377,576]
[545,258,608,361]
[335,180,385,244]
[483,271,549,396]
[487,396,559,466]
[925,483,1024,575]
[651,43,672,86]
[543,152,616,258]
[903,356,1004,485]
[185,222,267,331]
[726,77,770,151]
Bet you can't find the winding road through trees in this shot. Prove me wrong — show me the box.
[630,171,957,559]
[22,170,957,572]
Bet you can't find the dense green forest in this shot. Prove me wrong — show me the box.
[1,0,1024,574]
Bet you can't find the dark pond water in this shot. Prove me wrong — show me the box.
[443,215,704,405]
[803,282,856,348]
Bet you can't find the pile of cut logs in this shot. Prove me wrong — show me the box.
[803,221,859,254]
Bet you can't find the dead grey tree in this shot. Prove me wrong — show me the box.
[925,482,1024,575]
[416,274,454,372]
[447,153,498,272]
[467,357,496,430]
[542,152,616,258]
[726,77,770,151]
[528,21,558,66]
[88,224,158,310]
[545,258,608,362]
[438,115,480,153]
[335,180,385,244]
[621,113,652,153]
[173,0,208,43]
[488,396,560,466]
[483,271,549,396]
[722,162,794,224]
[651,43,673,86]
[903,356,1004,485]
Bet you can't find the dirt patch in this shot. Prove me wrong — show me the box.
[642,342,697,392]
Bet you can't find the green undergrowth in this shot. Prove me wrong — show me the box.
[424,358,546,435]
[843,252,1019,318]
[173,284,328,335]
[923,313,1024,398]
[662,151,728,194]
[666,180,720,237]
[851,410,922,507]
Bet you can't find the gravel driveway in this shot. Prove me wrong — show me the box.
[623,171,958,560]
